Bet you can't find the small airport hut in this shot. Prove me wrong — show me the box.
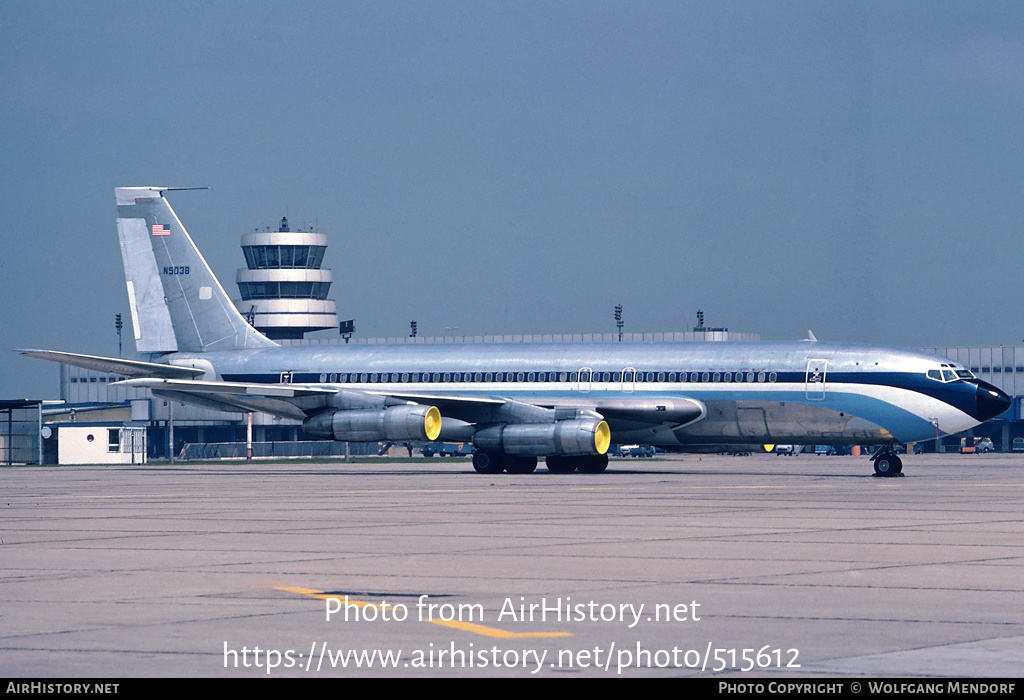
[55,425,147,465]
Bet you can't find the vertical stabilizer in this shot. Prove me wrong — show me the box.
[115,187,277,353]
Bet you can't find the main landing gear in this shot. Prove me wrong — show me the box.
[471,451,608,474]
[471,451,538,474]
[872,448,903,477]
[546,454,608,474]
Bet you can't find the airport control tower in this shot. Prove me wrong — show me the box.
[234,217,339,340]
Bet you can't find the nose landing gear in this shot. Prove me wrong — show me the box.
[872,448,903,477]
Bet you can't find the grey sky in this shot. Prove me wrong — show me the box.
[3,1,1024,399]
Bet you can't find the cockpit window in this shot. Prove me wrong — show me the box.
[928,368,969,382]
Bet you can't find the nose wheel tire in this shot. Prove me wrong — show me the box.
[873,454,903,477]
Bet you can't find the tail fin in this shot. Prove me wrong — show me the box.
[115,187,277,353]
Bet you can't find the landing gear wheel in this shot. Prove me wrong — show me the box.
[873,454,903,477]
[504,456,538,474]
[472,451,504,474]
[545,456,576,474]
[577,454,609,474]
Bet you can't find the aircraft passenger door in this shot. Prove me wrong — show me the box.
[805,359,827,400]
[622,367,635,393]
[578,367,592,394]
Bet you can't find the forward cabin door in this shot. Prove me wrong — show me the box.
[805,359,827,400]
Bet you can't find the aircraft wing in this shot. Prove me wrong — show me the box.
[116,378,340,421]
[114,378,705,432]
[18,349,206,379]
[25,345,704,433]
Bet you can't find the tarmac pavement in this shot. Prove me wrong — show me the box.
[1,453,1022,677]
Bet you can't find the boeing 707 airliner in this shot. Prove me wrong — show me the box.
[21,188,1011,476]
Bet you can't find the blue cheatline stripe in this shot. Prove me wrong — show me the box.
[220,368,980,419]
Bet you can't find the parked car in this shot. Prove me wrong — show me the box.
[960,437,995,454]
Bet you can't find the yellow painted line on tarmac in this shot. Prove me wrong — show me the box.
[422,618,569,638]
[268,585,571,639]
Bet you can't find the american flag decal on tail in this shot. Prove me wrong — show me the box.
[151,223,170,236]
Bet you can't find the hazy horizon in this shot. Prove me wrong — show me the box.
[4,2,1024,399]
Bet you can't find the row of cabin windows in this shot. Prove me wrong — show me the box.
[316,370,780,384]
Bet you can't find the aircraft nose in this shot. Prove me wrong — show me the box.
[975,382,1011,422]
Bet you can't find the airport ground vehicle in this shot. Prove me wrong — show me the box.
[611,444,655,458]
[960,437,995,454]
[421,442,475,457]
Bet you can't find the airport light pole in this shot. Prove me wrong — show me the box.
[115,313,123,358]
[168,401,174,464]
[339,319,355,344]
[614,304,623,342]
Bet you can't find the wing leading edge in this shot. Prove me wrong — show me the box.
[18,350,205,379]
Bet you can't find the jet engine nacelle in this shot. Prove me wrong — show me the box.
[474,418,611,456]
[303,405,442,442]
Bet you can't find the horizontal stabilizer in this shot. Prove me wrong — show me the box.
[17,349,205,379]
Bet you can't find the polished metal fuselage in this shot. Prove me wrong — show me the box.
[165,340,993,447]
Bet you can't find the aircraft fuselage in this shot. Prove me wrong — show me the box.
[164,340,1004,448]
